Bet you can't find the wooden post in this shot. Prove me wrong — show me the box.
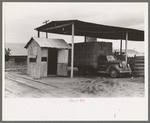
[120,39,122,54]
[71,23,74,78]
[38,31,40,37]
[85,36,86,42]
[46,33,48,38]
[125,32,128,63]
[43,20,49,38]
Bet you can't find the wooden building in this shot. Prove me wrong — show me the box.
[25,37,71,78]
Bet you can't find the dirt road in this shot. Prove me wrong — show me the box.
[5,71,145,98]
[5,72,82,98]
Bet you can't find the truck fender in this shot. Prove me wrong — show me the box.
[106,65,119,74]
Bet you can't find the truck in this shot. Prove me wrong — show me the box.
[69,42,132,78]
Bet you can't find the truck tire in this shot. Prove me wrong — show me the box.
[109,68,118,78]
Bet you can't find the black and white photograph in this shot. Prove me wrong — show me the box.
[2,2,148,121]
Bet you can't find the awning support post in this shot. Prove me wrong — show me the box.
[71,23,74,78]
[38,31,40,37]
[125,32,128,63]
[85,36,86,42]
[120,39,122,54]
[46,32,48,38]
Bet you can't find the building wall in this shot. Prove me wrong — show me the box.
[27,39,41,78]
[40,48,48,77]
[5,56,27,69]
[27,39,69,77]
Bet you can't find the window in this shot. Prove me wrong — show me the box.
[106,55,116,61]
[41,57,47,62]
[15,58,26,63]
[29,58,36,62]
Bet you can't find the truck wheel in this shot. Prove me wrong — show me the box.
[109,68,118,78]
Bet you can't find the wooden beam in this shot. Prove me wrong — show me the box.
[38,31,40,37]
[85,36,86,42]
[71,23,74,78]
[125,32,128,63]
[120,39,122,54]
[40,23,72,32]
[46,33,48,38]
[43,20,49,38]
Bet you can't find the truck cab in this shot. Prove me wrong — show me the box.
[98,54,132,78]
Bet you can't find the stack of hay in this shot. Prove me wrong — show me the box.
[68,42,112,68]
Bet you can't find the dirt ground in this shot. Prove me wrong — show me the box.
[5,68,145,98]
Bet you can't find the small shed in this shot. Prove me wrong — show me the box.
[25,37,71,78]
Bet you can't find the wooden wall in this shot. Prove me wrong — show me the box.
[40,48,48,77]
[57,49,68,76]
[5,57,27,69]
[27,39,41,78]
[27,40,69,78]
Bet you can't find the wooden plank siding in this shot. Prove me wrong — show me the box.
[57,49,68,76]
[40,48,48,77]
[27,39,41,78]
[57,63,68,76]
[26,38,70,78]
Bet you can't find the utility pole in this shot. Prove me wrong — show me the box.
[71,23,74,78]
[125,32,128,63]
[43,20,49,38]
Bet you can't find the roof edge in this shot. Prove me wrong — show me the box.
[24,37,34,48]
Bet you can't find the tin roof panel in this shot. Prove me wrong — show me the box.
[5,43,27,56]
[25,37,71,49]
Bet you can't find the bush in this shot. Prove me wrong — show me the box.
[5,48,11,61]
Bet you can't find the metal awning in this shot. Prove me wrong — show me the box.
[35,20,144,41]
[35,19,144,78]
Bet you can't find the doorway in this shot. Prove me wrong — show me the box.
[48,48,58,75]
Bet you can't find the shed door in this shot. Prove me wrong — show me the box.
[57,50,68,76]
[48,48,58,75]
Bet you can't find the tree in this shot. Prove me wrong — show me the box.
[5,48,11,61]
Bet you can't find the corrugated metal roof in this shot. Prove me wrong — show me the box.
[25,37,71,49]
[5,43,27,56]
[35,20,144,41]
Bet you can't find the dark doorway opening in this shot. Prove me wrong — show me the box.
[48,48,58,75]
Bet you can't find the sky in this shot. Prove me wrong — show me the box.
[3,2,147,53]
